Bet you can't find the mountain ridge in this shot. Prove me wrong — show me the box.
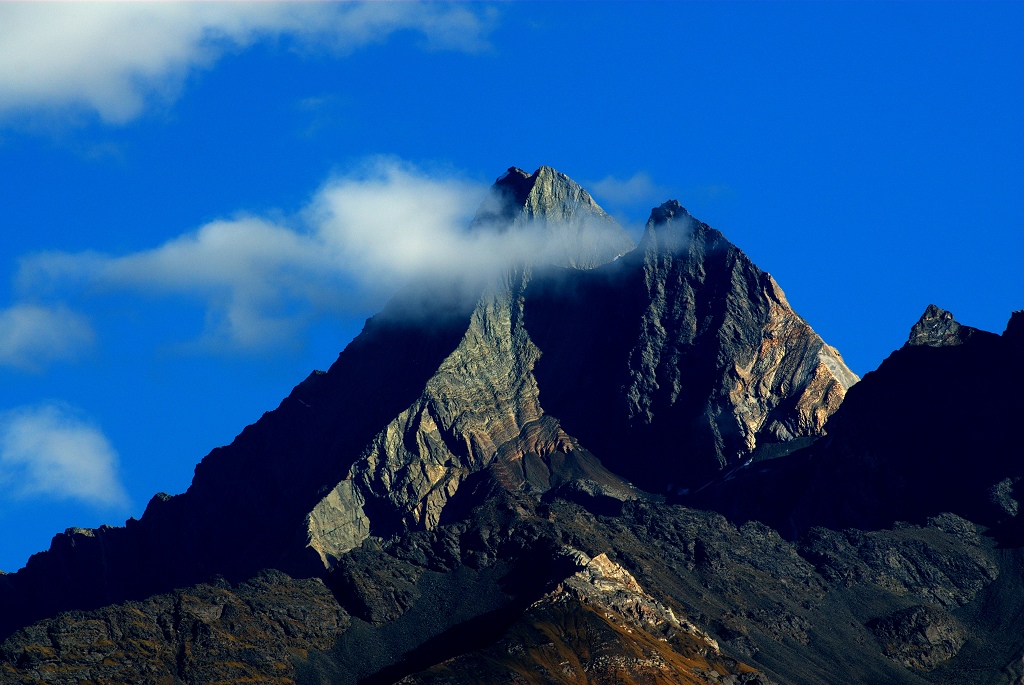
[3,166,1017,685]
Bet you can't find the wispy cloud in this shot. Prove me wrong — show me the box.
[587,172,668,209]
[0,3,496,123]
[0,403,128,508]
[16,159,630,352]
[20,159,491,350]
[0,304,94,371]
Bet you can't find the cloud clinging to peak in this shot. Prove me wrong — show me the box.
[15,159,630,352]
[0,403,128,509]
[0,3,496,123]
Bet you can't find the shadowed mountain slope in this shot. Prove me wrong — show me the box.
[526,199,857,492]
[686,306,1024,540]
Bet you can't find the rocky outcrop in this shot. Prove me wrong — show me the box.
[907,303,990,347]
[0,570,346,685]
[798,516,998,609]
[872,604,968,671]
[559,548,718,648]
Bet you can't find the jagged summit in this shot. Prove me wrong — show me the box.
[648,198,689,224]
[639,199,698,254]
[473,165,606,225]
[528,196,859,492]
[1005,311,1024,351]
[906,304,985,347]
[471,165,635,269]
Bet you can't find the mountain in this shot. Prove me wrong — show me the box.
[1,167,1020,685]
[687,304,1024,538]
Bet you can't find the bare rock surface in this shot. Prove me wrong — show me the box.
[0,570,346,685]
[906,304,990,348]
[872,604,968,671]
[526,199,857,492]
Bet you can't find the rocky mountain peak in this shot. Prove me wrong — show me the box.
[1003,310,1024,342]
[906,304,980,347]
[471,165,634,269]
[472,165,605,226]
[649,198,690,224]
[638,199,697,254]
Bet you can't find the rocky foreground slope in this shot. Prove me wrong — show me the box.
[2,167,1020,685]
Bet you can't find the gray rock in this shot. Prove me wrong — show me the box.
[872,604,968,670]
[906,304,981,347]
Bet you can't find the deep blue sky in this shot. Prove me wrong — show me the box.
[0,2,1021,572]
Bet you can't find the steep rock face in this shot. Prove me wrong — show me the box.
[526,200,857,491]
[307,273,545,564]
[305,169,637,566]
[629,201,856,450]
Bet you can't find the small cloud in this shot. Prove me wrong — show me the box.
[0,304,94,371]
[16,159,491,351]
[587,172,668,208]
[0,3,497,124]
[295,94,348,139]
[0,402,128,508]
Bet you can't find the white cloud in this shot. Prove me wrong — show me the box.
[588,172,667,208]
[309,160,498,281]
[22,217,349,351]
[0,403,128,508]
[0,3,496,123]
[18,160,492,350]
[16,159,630,351]
[0,304,94,371]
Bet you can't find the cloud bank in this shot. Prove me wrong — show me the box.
[0,403,128,508]
[0,3,495,123]
[0,304,94,371]
[17,160,633,351]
